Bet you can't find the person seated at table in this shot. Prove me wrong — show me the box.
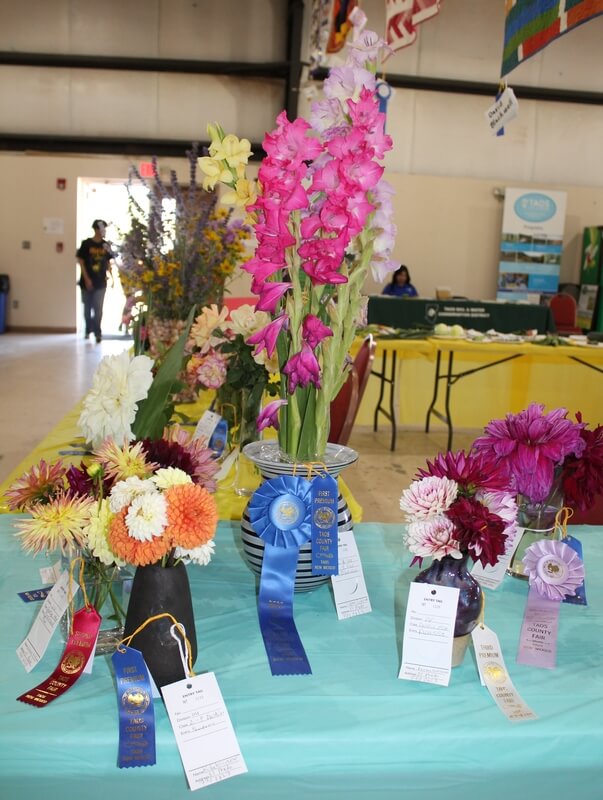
[382,265,418,298]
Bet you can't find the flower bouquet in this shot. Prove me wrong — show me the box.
[473,403,603,577]
[199,13,396,463]
[6,426,219,659]
[400,450,518,651]
[8,336,219,662]
[185,303,279,450]
[119,147,251,356]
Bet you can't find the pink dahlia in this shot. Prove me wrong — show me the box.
[473,403,585,502]
[400,476,458,521]
[404,516,462,562]
[476,489,518,552]
[193,352,228,390]
[5,459,67,511]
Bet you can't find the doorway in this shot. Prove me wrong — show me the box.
[76,178,148,337]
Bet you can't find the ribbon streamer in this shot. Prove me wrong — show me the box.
[247,476,313,675]
[17,606,101,707]
[112,645,156,768]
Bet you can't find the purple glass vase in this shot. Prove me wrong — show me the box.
[414,552,482,637]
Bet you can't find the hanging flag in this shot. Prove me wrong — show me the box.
[502,0,603,77]
[385,0,443,55]
[308,0,333,72]
[326,0,359,53]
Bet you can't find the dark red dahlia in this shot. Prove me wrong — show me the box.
[140,438,196,479]
[417,449,507,494]
[562,419,603,511]
[445,496,507,569]
[65,463,96,499]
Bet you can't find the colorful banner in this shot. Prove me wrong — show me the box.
[497,188,567,302]
[502,0,603,77]
[326,0,359,53]
[385,0,443,54]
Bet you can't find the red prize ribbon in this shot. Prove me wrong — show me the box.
[17,607,101,707]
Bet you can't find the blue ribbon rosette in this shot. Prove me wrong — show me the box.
[247,475,313,675]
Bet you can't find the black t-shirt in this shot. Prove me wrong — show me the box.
[76,238,114,289]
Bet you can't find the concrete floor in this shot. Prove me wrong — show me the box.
[0,332,479,523]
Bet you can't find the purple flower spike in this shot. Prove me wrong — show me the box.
[246,313,288,358]
[302,314,333,349]
[257,399,288,432]
[282,343,321,393]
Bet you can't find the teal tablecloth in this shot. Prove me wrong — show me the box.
[367,296,555,333]
[1,517,602,799]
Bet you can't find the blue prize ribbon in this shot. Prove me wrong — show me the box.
[17,588,50,603]
[311,473,339,575]
[209,418,228,458]
[376,80,392,116]
[563,536,587,606]
[248,476,313,675]
[112,646,156,768]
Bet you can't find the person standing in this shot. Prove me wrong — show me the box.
[76,219,115,342]
[382,265,418,297]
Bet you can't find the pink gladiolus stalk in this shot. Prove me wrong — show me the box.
[199,17,395,460]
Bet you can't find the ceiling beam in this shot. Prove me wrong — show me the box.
[0,134,266,160]
[0,51,288,79]
[311,67,603,106]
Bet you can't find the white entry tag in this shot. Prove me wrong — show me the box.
[472,624,537,722]
[471,526,523,590]
[162,672,247,791]
[193,410,222,442]
[484,85,519,135]
[398,582,459,686]
[39,560,62,585]
[331,529,372,620]
[17,570,78,672]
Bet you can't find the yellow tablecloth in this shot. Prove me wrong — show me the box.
[0,400,362,522]
[355,336,603,432]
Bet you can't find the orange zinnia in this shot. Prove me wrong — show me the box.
[164,484,218,550]
[108,509,171,567]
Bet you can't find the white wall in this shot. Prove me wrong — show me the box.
[2,0,603,327]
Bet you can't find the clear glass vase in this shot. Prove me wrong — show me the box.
[507,474,565,579]
[217,386,262,496]
[61,553,133,655]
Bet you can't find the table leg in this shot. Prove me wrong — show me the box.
[425,351,442,433]
[373,351,387,433]
[444,352,454,451]
[372,350,398,451]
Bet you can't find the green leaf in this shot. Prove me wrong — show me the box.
[132,306,196,441]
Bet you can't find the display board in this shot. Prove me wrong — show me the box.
[497,189,567,303]
[577,226,603,331]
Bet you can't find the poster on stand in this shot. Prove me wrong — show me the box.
[577,226,603,331]
[497,189,567,303]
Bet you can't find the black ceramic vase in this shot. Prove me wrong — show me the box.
[123,562,197,688]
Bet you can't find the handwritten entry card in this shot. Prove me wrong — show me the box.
[17,570,75,672]
[399,582,459,687]
[162,672,247,791]
[331,530,372,620]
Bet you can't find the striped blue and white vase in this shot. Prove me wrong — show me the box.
[240,441,358,592]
